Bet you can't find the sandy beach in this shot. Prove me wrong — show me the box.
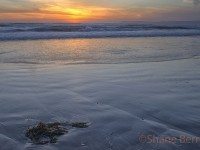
[0,55,200,149]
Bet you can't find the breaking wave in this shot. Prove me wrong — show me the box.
[0,22,200,40]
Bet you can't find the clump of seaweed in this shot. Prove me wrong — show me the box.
[26,122,67,144]
[26,121,89,145]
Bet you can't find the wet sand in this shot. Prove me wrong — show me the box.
[0,57,200,150]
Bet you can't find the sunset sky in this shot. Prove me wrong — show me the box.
[0,0,200,23]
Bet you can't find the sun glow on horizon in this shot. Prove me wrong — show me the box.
[40,4,116,23]
[0,0,199,23]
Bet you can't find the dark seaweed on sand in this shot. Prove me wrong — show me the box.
[26,121,89,145]
[26,122,67,144]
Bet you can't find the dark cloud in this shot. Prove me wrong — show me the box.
[0,0,46,13]
[193,0,200,5]
[184,0,200,5]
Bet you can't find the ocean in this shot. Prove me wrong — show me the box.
[0,22,200,65]
[0,22,200,40]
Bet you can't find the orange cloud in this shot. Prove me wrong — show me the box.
[0,1,119,23]
[0,0,199,22]
[39,4,114,22]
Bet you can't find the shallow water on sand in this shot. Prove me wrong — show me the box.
[0,37,200,150]
[0,36,200,64]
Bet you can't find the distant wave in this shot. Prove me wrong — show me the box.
[0,23,200,40]
[0,23,197,32]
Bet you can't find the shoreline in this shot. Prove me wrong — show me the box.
[1,34,200,42]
